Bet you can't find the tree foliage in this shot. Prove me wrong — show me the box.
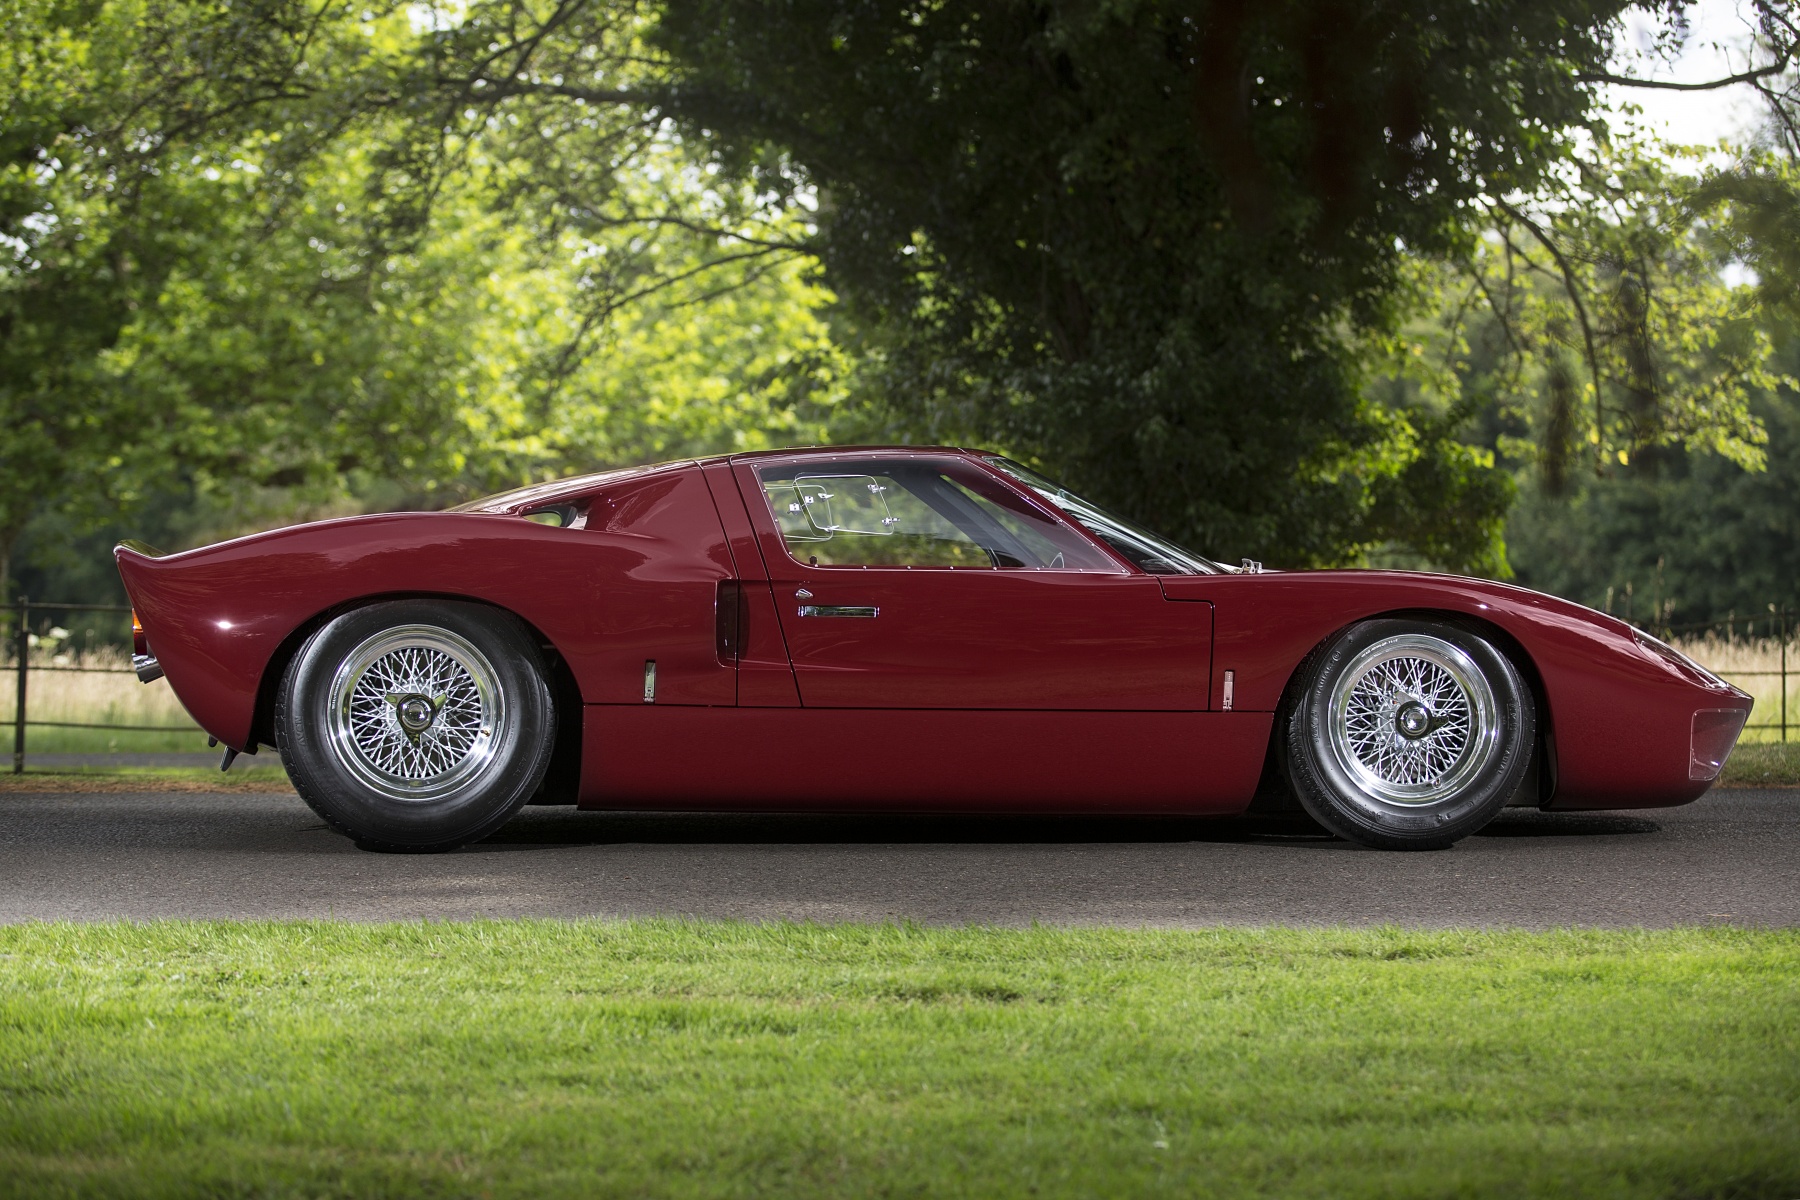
[1386,142,1784,488]
[1503,362,1800,626]
[0,0,843,600]
[1491,18,1800,622]
[6,0,1798,602]
[646,0,1708,568]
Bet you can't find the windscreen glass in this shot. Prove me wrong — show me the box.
[982,458,1221,575]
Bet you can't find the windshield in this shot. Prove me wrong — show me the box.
[983,458,1222,576]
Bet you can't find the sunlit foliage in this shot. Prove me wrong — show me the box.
[0,0,841,585]
[5,0,1799,598]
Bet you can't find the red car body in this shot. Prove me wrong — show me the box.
[116,447,1751,815]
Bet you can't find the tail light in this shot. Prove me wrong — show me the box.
[1691,708,1750,781]
[131,610,148,657]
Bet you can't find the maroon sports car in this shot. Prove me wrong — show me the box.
[117,446,1751,851]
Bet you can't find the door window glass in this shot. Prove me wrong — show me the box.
[758,458,1119,570]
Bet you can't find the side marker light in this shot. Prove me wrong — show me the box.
[1691,708,1749,781]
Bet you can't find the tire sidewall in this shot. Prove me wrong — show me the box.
[278,599,555,850]
[1287,618,1534,849]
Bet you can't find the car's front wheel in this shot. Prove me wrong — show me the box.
[1286,618,1535,850]
[276,600,556,852]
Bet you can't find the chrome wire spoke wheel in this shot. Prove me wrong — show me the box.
[324,625,507,803]
[279,599,556,852]
[1326,633,1501,806]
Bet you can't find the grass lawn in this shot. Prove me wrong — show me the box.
[0,767,291,793]
[0,923,1795,1198]
[1721,741,1800,786]
[9,727,215,756]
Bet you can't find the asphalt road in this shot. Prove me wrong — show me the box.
[0,788,1794,927]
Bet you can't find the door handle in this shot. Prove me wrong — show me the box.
[797,604,879,618]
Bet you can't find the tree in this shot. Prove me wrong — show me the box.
[1,0,848,604]
[118,0,1683,571]
[11,0,1795,595]
[1502,363,1800,625]
[0,0,377,594]
[1,0,189,596]
[1488,19,1800,622]
[1384,140,1782,486]
[643,0,1752,569]
[1374,154,1799,620]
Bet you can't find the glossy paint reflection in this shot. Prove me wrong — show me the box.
[118,449,1752,815]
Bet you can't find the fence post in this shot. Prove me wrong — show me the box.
[1783,607,1789,745]
[12,596,26,775]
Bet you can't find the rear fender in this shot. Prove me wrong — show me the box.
[117,471,736,750]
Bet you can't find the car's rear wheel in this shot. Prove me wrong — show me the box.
[276,600,555,852]
[1286,618,1535,850]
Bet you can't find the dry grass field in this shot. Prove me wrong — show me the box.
[0,644,209,754]
[1671,634,1798,743]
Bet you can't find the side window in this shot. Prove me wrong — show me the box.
[757,459,1121,571]
[763,472,992,567]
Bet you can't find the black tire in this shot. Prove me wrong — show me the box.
[276,600,556,852]
[1285,618,1535,850]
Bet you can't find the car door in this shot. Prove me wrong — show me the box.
[734,451,1213,710]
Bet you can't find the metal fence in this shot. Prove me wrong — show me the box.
[3,597,205,774]
[1643,607,1792,743]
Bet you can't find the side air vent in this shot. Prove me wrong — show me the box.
[520,504,585,530]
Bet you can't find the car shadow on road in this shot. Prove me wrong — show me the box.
[467,806,1661,851]
[1476,811,1661,837]
[471,809,1338,850]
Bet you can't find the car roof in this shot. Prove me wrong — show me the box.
[450,447,984,514]
[720,445,975,467]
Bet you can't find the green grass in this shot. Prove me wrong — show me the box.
[1722,740,1800,786]
[15,727,213,755]
[1,922,1796,1198]
[0,765,289,793]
